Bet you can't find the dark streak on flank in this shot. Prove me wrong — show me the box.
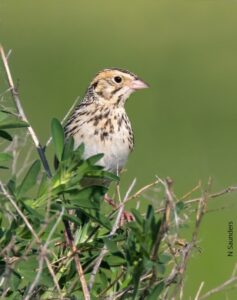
[101,131,108,141]
[93,114,103,126]
[110,123,114,133]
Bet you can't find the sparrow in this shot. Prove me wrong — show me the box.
[64,68,149,175]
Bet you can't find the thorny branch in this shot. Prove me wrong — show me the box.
[0,45,52,178]
[0,45,90,300]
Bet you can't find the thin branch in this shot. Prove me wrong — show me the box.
[98,271,125,297]
[155,183,237,215]
[88,247,108,291]
[150,177,176,263]
[23,256,44,300]
[194,281,205,300]
[45,257,63,299]
[63,220,91,300]
[0,181,41,243]
[125,178,160,203]
[0,45,51,177]
[180,181,202,200]
[199,276,237,300]
[167,180,211,298]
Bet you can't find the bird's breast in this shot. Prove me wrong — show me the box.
[66,107,134,173]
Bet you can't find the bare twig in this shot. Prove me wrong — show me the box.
[0,45,51,177]
[150,177,175,262]
[155,183,237,215]
[125,178,160,203]
[45,257,63,299]
[23,255,44,300]
[194,281,205,300]
[0,181,41,243]
[88,247,108,291]
[180,181,202,200]
[63,220,91,300]
[199,276,237,300]
[167,180,211,298]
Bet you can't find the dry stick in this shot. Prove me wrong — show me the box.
[0,45,51,178]
[180,180,202,200]
[45,257,63,296]
[150,178,174,262]
[98,271,125,297]
[169,180,211,299]
[125,178,160,203]
[0,181,41,243]
[155,184,237,215]
[24,256,44,300]
[194,281,205,300]
[0,45,90,299]
[64,220,91,300]
[199,276,237,300]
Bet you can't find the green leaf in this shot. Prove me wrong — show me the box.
[104,254,126,266]
[0,111,28,129]
[0,111,9,122]
[0,152,12,162]
[51,118,65,161]
[0,165,9,169]
[131,208,143,226]
[0,130,12,141]
[159,253,172,264]
[16,256,38,282]
[63,214,82,226]
[62,136,74,161]
[103,238,118,252]
[147,282,164,300]
[17,160,41,198]
[9,270,21,291]
[176,201,185,213]
[86,153,104,165]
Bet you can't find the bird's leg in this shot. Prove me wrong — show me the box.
[104,193,117,209]
[104,193,134,223]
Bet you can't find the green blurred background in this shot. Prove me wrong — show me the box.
[1,0,237,298]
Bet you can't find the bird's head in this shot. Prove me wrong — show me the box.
[85,68,149,106]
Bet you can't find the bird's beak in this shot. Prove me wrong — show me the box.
[130,78,149,90]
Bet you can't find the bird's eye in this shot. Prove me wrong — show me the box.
[114,76,122,83]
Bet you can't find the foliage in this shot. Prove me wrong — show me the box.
[0,108,211,300]
[0,110,193,300]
